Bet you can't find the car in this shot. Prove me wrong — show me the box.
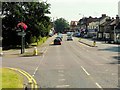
[74,32,81,37]
[67,36,73,41]
[57,34,63,39]
[54,38,62,45]
[56,36,62,41]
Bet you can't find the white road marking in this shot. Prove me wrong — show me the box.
[58,74,65,77]
[58,70,64,73]
[56,68,64,70]
[112,73,116,75]
[56,65,64,67]
[41,47,46,53]
[32,54,45,76]
[86,50,89,52]
[95,82,102,88]
[44,47,48,54]
[58,79,66,81]
[56,85,70,88]
[95,64,104,66]
[105,69,108,71]
[81,66,90,76]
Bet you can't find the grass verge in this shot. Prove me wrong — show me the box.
[31,37,48,46]
[1,68,23,88]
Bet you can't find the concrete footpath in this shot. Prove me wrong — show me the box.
[1,36,55,57]
[78,38,119,48]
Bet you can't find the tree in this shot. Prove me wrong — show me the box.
[54,18,69,33]
[2,2,51,48]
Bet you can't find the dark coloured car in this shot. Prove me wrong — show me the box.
[75,32,81,37]
[54,38,61,45]
[56,36,62,41]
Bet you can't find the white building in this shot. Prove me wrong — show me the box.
[118,1,120,17]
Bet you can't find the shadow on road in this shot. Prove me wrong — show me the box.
[49,44,61,46]
[107,56,120,64]
[98,46,120,52]
[20,52,43,57]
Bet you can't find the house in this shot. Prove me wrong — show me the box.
[110,15,120,43]
[97,14,110,40]
[70,21,79,32]
[78,16,99,37]
[87,21,99,38]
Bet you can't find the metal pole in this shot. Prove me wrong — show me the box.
[21,30,25,54]
[23,35,25,53]
[21,35,23,54]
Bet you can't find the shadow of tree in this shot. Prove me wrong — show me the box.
[20,52,43,57]
[98,46,120,52]
[107,56,120,64]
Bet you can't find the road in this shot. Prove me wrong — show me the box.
[2,34,119,89]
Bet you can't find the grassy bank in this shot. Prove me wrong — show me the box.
[31,37,48,46]
[1,68,23,88]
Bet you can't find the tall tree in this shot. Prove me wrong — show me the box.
[54,18,69,33]
[2,2,51,47]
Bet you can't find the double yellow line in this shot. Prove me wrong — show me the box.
[6,67,38,90]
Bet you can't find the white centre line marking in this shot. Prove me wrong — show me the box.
[81,66,90,76]
[56,85,70,88]
[58,74,65,77]
[58,79,66,81]
[95,82,102,88]
[56,65,64,67]
[58,70,64,73]
[86,50,89,52]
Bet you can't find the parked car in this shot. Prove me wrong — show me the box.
[74,32,81,37]
[54,38,62,45]
[58,33,63,39]
[67,36,73,41]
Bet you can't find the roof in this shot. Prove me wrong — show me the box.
[110,20,116,25]
[70,21,78,26]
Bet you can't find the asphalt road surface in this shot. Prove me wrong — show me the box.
[2,34,119,89]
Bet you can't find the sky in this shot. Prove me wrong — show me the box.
[46,0,120,23]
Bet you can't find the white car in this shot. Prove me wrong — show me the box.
[67,36,73,41]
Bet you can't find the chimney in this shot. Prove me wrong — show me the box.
[106,17,111,22]
[102,14,106,18]
[116,15,120,24]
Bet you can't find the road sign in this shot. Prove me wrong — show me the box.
[17,32,26,36]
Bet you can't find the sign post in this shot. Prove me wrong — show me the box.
[18,30,26,54]
[17,22,27,54]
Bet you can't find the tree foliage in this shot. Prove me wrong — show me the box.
[54,18,69,33]
[2,2,51,47]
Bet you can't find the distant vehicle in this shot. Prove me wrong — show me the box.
[67,36,73,41]
[74,32,80,37]
[56,36,62,41]
[54,38,62,45]
[67,32,73,36]
[49,33,53,37]
[58,33,63,38]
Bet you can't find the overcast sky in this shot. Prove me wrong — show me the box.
[47,0,120,22]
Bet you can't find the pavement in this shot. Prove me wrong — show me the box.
[1,36,55,57]
[79,37,119,48]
